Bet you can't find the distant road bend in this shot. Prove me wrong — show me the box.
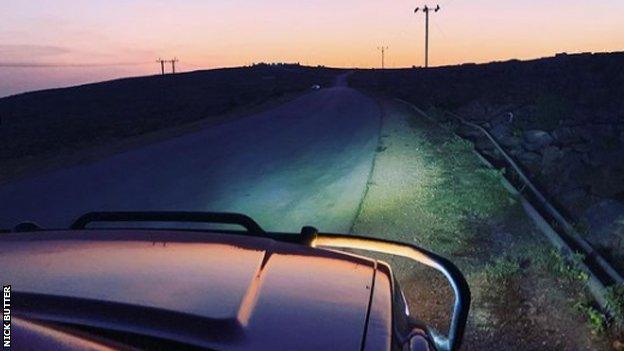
[0,74,381,232]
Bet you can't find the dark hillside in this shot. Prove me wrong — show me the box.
[351,52,624,126]
[0,65,339,181]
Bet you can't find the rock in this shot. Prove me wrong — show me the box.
[490,113,512,127]
[457,125,483,138]
[541,146,563,171]
[524,130,553,144]
[508,148,523,157]
[481,149,502,161]
[475,138,496,152]
[559,187,588,201]
[560,117,582,126]
[557,152,590,187]
[523,143,542,152]
[558,187,590,216]
[572,126,591,142]
[580,152,592,165]
[577,124,616,143]
[552,126,583,144]
[517,152,542,173]
[589,167,624,198]
[523,130,553,151]
[490,123,511,140]
[581,199,624,251]
[572,143,591,153]
[587,149,624,168]
[500,135,522,149]
[518,151,542,163]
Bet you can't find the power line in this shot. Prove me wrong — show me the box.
[377,46,389,69]
[414,4,441,68]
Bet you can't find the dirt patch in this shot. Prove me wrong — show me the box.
[351,99,615,350]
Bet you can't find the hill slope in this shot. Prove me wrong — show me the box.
[0,65,340,182]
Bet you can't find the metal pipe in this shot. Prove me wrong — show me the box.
[312,234,470,351]
[447,111,623,286]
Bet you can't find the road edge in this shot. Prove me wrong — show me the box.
[348,93,384,234]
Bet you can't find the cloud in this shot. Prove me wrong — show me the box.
[0,61,150,68]
[0,45,165,67]
[0,44,71,58]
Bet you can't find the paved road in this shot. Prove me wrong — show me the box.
[0,78,380,232]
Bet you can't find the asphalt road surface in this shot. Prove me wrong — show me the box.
[0,77,381,232]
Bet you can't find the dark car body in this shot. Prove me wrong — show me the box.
[1,212,469,351]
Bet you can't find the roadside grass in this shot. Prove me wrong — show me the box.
[472,256,521,314]
[575,300,608,335]
[542,249,590,283]
[403,118,511,255]
[606,284,624,339]
[533,245,624,340]
[470,255,523,333]
[483,257,521,285]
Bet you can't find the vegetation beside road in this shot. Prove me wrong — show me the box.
[351,100,615,350]
[0,64,340,184]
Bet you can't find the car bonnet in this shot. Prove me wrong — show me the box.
[1,229,381,350]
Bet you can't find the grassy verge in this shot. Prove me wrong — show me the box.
[351,99,615,350]
[402,136,510,255]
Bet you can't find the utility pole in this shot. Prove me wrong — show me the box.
[156,58,166,75]
[414,4,440,68]
[377,46,389,69]
[168,57,179,74]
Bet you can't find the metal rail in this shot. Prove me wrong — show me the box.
[396,98,622,287]
[70,211,266,234]
[312,234,470,351]
[444,111,623,286]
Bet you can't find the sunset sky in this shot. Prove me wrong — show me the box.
[1,0,623,97]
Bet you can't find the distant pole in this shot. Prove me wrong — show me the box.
[377,46,389,69]
[414,4,440,68]
[156,58,166,75]
[169,57,179,74]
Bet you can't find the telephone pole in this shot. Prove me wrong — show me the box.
[168,57,179,74]
[156,58,166,75]
[156,57,179,75]
[414,4,440,68]
[377,46,389,69]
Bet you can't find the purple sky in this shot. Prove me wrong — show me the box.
[1,0,623,97]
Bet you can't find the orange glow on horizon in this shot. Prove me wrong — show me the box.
[1,0,623,96]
